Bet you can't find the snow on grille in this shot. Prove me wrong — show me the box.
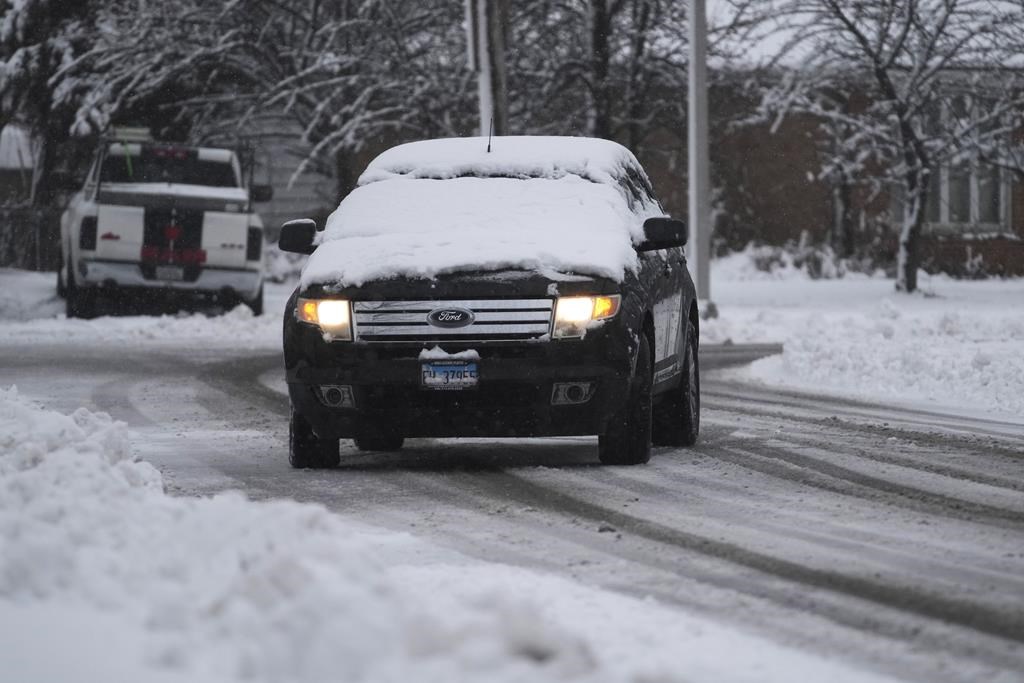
[354,299,553,342]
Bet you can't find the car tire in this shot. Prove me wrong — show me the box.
[246,284,264,316]
[598,334,653,466]
[288,408,340,469]
[653,322,700,447]
[353,430,405,452]
[65,269,97,319]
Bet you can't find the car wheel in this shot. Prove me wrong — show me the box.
[653,322,700,447]
[353,428,405,452]
[289,408,340,469]
[246,284,264,316]
[598,334,653,465]
[65,268,97,319]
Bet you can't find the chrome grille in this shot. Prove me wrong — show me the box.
[354,299,553,342]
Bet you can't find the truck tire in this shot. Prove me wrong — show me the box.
[288,408,340,469]
[246,284,264,316]
[65,270,97,319]
[598,334,653,465]
[653,322,700,447]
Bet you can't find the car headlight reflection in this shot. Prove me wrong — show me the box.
[296,298,352,341]
[553,295,621,339]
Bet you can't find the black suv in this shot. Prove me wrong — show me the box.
[279,136,699,467]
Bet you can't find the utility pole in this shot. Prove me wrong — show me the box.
[688,0,712,306]
[465,0,509,137]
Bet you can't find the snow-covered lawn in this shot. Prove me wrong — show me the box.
[702,250,1024,420]
[0,388,895,683]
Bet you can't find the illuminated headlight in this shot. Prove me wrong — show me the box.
[296,298,352,341]
[553,295,621,339]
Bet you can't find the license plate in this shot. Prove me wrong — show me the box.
[155,265,184,281]
[421,361,478,390]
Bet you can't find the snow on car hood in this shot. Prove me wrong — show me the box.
[358,135,640,187]
[301,176,653,288]
[99,182,249,202]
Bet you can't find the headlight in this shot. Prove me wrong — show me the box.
[553,295,621,339]
[296,298,352,341]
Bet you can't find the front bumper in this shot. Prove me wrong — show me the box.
[287,341,632,439]
[79,259,262,298]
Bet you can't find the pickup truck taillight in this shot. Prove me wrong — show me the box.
[247,228,262,261]
[79,216,98,250]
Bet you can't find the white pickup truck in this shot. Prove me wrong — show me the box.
[58,141,272,318]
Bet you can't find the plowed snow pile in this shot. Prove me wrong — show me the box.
[0,389,897,683]
[0,387,595,682]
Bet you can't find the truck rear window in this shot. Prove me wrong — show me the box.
[101,152,239,187]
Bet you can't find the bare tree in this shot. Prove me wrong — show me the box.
[57,0,473,197]
[756,0,1024,292]
[0,0,98,205]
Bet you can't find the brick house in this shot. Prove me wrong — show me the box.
[633,78,1024,277]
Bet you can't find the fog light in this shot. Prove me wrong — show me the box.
[551,382,595,406]
[318,385,355,408]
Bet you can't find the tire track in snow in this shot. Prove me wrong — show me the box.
[704,384,1024,454]
[460,468,1024,645]
[709,439,1024,527]
[704,412,1024,494]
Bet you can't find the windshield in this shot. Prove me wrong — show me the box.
[100,150,239,187]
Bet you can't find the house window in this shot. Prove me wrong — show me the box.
[919,94,1015,236]
[923,161,1011,235]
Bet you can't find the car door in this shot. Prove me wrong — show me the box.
[650,245,685,385]
[622,165,686,387]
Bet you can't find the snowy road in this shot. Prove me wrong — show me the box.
[3,341,1023,682]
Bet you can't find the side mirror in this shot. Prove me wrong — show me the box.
[637,217,687,251]
[51,171,81,192]
[251,184,274,203]
[278,218,317,255]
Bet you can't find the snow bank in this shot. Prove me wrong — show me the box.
[0,302,279,349]
[701,252,1024,419]
[0,388,901,683]
[358,136,641,187]
[0,268,66,321]
[302,176,649,288]
[0,388,596,682]
[0,269,290,350]
[742,298,1024,418]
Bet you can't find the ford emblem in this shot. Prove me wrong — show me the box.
[427,307,475,328]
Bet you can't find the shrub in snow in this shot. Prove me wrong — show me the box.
[716,239,888,282]
[264,242,307,283]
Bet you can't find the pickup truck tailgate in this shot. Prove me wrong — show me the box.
[202,211,250,269]
[94,205,145,262]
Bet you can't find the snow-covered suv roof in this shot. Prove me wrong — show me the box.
[358,136,649,188]
[301,136,664,288]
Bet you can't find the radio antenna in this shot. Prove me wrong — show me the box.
[486,117,493,153]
